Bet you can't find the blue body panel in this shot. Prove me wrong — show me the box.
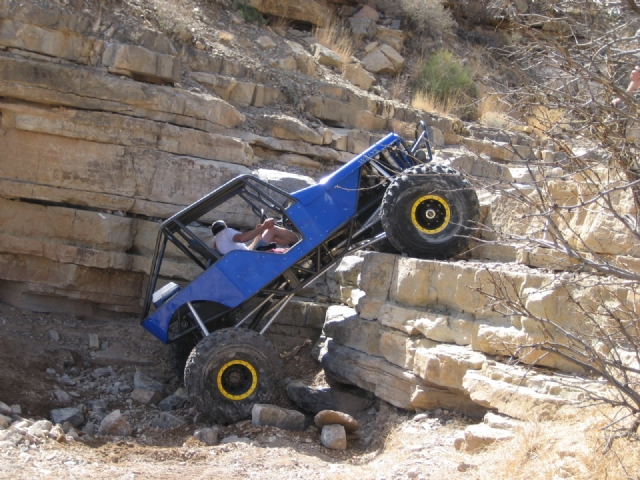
[142,132,401,343]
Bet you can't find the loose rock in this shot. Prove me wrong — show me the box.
[150,412,185,429]
[99,410,132,437]
[158,388,189,411]
[251,404,306,431]
[314,410,359,433]
[89,333,100,350]
[194,427,219,445]
[320,424,347,450]
[134,370,164,393]
[53,389,73,405]
[131,388,163,405]
[50,407,84,428]
[0,402,11,416]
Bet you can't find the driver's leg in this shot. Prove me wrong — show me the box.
[262,226,299,246]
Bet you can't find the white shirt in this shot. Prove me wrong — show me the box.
[214,227,249,255]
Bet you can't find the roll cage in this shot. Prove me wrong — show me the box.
[140,122,433,346]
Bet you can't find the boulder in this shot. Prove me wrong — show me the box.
[314,410,359,433]
[150,412,185,429]
[345,63,375,91]
[378,44,405,72]
[50,407,84,428]
[349,17,377,39]
[133,370,164,393]
[256,35,276,49]
[375,26,405,53]
[158,389,189,411]
[354,5,379,21]
[320,424,347,450]
[99,410,132,437]
[0,414,9,429]
[312,44,343,70]
[194,427,219,445]
[251,404,306,431]
[0,402,11,416]
[53,390,73,405]
[361,48,395,74]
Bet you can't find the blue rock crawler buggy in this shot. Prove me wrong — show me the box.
[140,122,479,423]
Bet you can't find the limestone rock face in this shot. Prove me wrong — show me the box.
[102,43,181,84]
[320,252,621,418]
[249,0,326,25]
[259,115,323,145]
[462,370,569,421]
[0,57,245,131]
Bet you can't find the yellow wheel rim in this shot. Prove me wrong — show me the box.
[217,359,258,400]
[411,195,450,234]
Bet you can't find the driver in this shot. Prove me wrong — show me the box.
[211,219,299,255]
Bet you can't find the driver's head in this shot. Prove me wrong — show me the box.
[211,220,227,235]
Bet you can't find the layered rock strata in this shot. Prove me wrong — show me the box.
[318,252,621,419]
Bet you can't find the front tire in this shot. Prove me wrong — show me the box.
[381,164,479,259]
[184,328,282,424]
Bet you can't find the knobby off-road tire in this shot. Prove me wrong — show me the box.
[381,164,479,259]
[184,328,282,424]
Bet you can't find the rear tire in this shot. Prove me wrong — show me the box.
[381,164,479,259]
[184,328,282,424]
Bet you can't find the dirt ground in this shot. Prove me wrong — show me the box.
[0,302,483,480]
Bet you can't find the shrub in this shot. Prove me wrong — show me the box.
[231,0,266,24]
[397,0,456,39]
[414,49,477,103]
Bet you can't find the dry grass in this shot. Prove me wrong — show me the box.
[478,94,511,128]
[390,75,409,102]
[471,406,640,480]
[218,30,234,44]
[312,10,356,68]
[412,90,463,117]
[268,15,291,33]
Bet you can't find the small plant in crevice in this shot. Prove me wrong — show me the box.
[230,0,267,25]
[412,49,478,119]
